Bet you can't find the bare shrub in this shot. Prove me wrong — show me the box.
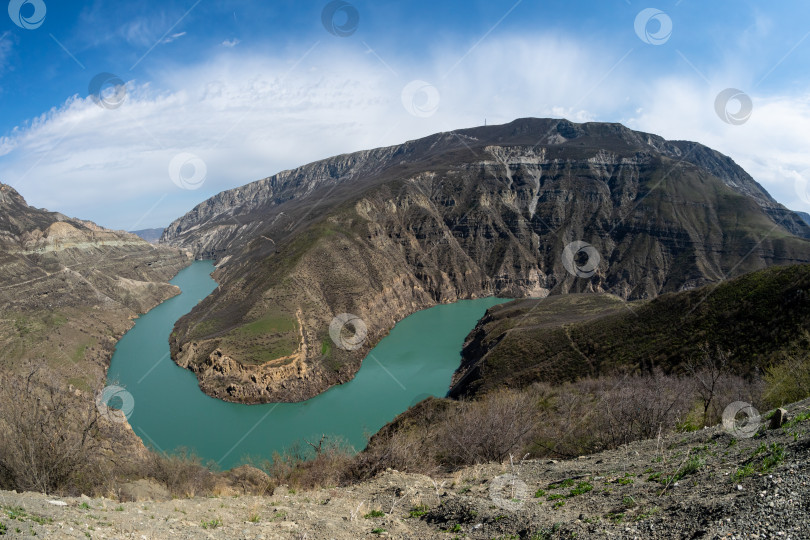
[434,388,537,468]
[350,425,439,480]
[0,370,100,494]
[588,372,694,449]
[686,345,732,425]
[143,449,217,498]
[263,436,354,490]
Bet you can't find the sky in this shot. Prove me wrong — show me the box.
[1,0,810,230]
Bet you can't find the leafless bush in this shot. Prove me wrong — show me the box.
[143,449,217,498]
[686,345,731,425]
[263,436,354,490]
[586,372,694,449]
[0,370,100,494]
[350,425,439,480]
[435,388,537,467]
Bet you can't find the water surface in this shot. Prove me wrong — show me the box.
[107,261,508,468]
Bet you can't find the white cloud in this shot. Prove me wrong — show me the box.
[625,78,810,213]
[1,33,810,229]
[0,32,13,75]
[221,38,240,48]
[161,32,187,45]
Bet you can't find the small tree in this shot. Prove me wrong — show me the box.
[685,344,730,426]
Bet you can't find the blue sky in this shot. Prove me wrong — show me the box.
[2,0,810,229]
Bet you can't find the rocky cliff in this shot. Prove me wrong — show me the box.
[161,118,810,403]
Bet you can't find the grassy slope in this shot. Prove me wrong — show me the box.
[458,263,810,397]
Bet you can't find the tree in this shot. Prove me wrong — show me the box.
[686,344,730,426]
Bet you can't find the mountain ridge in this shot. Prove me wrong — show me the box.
[159,118,810,404]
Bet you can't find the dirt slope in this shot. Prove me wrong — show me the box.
[3,398,807,539]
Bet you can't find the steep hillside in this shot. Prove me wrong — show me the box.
[452,263,810,398]
[160,118,810,403]
[0,182,190,419]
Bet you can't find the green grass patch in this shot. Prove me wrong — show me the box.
[567,482,593,497]
[201,518,221,529]
[236,313,297,337]
[364,510,384,519]
[547,478,575,490]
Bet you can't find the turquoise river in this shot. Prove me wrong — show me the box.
[107,261,509,469]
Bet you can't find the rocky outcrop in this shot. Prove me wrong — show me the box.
[161,118,810,403]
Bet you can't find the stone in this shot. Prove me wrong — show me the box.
[770,408,788,429]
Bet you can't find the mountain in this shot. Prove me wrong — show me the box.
[0,182,190,397]
[451,263,810,398]
[796,211,810,227]
[160,118,810,403]
[131,227,165,244]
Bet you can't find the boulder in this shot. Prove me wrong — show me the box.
[769,408,788,429]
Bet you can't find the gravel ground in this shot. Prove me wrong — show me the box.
[1,399,808,539]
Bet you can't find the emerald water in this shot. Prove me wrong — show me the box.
[106,261,509,469]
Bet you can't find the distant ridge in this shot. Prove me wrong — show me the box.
[131,227,165,244]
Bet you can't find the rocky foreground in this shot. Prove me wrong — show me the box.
[2,399,807,539]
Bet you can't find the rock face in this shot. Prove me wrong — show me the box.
[161,118,810,403]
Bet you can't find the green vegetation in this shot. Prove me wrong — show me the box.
[605,512,624,523]
[568,482,593,497]
[765,350,810,407]
[661,456,704,485]
[733,442,786,480]
[219,310,300,366]
[363,509,384,519]
[408,505,429,518]
[547,478,575,490]
[237,313,297,337]
[200,518,221,529]
[71,340,96,364]
[458,265,810,398]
